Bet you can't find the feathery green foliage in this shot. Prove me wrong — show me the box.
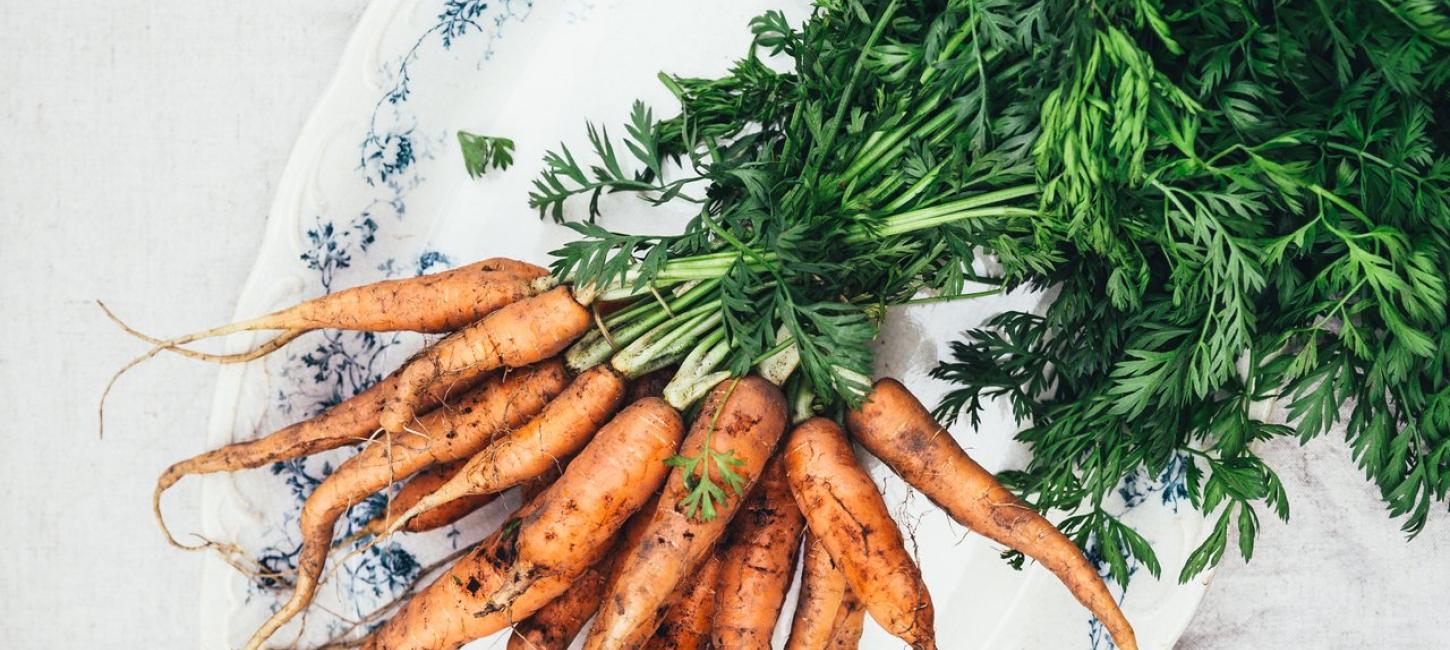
[464,0,1450,571]
[933,0,1450,581]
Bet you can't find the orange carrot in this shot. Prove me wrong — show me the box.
[243,361,569,650]
[381,286,592,433]
[784,417,935,650]
[503,492,666,650]
[784,534,852,650]
[360,490,565,650]
[347,419,563,550]
[644,555,723,650]
[128,258,545,348]
[362,399,681,650]
[482,398,685,616]
[382,365,627,535]
[153,357,493,549]
[346,460,499,539]
[253,257,548,333]
[825,588,866,649]
[396,489,498,536]
[846,378,1137,650]
[98,260,543,438]
[504,554,610,650]
[711,454,805,649]
[584,376,788,650]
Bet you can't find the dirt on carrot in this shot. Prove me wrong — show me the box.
[360,491,570,650]
[383,364,627,536]
[711,453,805,649]
[784,534,852,650]
[583,376,787,650]
[342,460,495,540]
[505,493,665,650]
[481,397,685,617]
[825,587,865,649]
[784,417,936,650]
[846,378,1137,650]
[242,360,569,650]
[504,558,609,650]
[128,258,544,346]
[644,554,722,650]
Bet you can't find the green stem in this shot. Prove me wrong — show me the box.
[565,281,721,372]
[611,308,725,378]
[841,95,950,183]
[596,183,1037,302]
[920,12,976,84]
[786,373,818,424]
[848,103,963,185]
[813,0,901,172]
[841,44,1009,187]
[647,185,1038,286]
[879,159,949,212]
[897,287,1004,306]
[663,329,734,410]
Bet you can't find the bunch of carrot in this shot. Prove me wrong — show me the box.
[126,259,1138,649]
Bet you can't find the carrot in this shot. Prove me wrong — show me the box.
[381,285,592,433]
[381,365,628,536]
[362,399,681,650]
[153,354,494,549]
[711,454,805,649]
[504,492,666,650]
[401,492,496,537]
[825,589,866,650]
[481,397,685,616]
[784,417,936,650]
[517,469,560,502]
[846,378,1138,650]
[119,258,545,353]
[504,553,610,650]
[784,534,851,650]
[345,460,499,540]
[243,360,569,650]
[644,555,723,650]
[584,376,788,650]
[98,261,544,437]
[360,491,568,650]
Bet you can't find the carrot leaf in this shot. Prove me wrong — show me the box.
[456,131,514,178]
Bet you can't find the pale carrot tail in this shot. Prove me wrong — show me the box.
[377,495,442,540]
[244,569,320,650]
[99,299,292,352]
[153,465,198,550]
[96,321,302,438]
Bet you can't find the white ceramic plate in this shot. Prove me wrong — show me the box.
[198,1,1216,647]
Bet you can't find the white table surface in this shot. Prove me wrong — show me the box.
[2,1,1447,648]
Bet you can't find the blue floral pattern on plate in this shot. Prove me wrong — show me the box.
[213,1,542,643]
